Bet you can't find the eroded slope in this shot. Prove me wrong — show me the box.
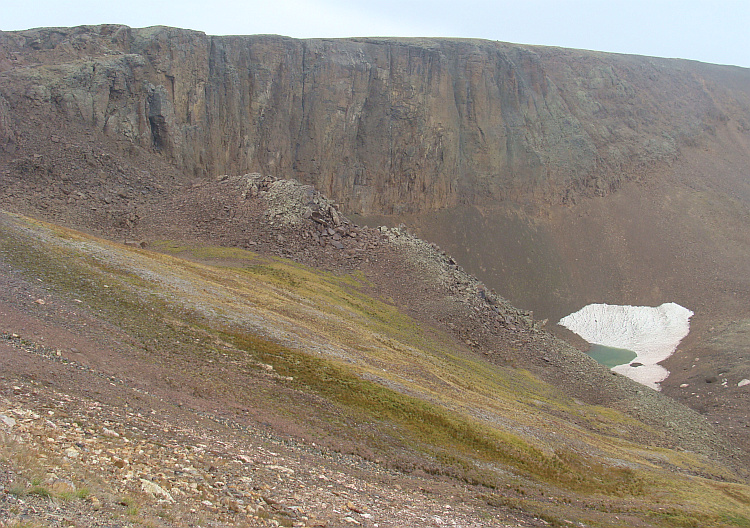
[1,206,749,527]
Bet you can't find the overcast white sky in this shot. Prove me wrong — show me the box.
[2,0,749,68]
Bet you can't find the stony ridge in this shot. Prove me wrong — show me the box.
[207,173,537,335]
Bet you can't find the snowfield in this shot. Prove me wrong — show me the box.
[558,302,694,390]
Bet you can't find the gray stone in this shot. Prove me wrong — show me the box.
[140,478,175,502]
[0,414,16,428]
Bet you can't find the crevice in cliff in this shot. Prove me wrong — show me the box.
[295,42,308,169]
[148,114,167,150]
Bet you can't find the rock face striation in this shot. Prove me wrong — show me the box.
[2,25,749,215]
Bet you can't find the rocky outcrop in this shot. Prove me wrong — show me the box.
[1,25,749,214]
[232,172,538,333]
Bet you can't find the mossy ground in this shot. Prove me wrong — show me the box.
[1,211,749,527]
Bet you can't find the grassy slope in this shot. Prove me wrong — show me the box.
[2,210,749,527]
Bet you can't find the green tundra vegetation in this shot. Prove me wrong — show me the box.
[1,211,749,527]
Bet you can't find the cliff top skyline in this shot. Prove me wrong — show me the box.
[2,0,749,69]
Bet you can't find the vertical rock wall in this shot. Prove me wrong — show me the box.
[1,25,748,214]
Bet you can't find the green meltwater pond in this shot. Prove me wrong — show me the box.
[559,303,694,389]
[587,344,637,369]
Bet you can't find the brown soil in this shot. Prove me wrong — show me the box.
[0,224,556,527]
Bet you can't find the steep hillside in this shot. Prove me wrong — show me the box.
[1,202,749,527]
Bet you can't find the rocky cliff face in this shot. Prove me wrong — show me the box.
[2,25,749,214]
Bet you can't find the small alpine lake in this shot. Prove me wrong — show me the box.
[586,344,637,369]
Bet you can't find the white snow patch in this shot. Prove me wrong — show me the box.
[559,302,693,390]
